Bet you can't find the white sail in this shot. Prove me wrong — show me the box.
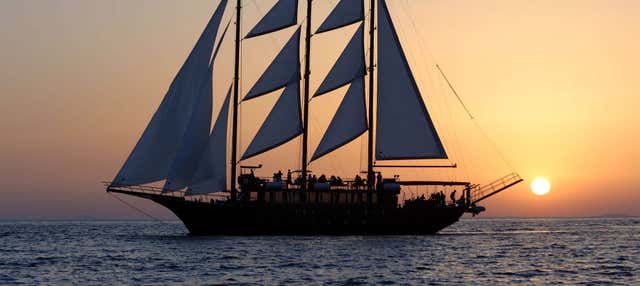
[246,0,298,39]
[245,28,301,100]
[316,0,363,34]
[311,77,367,161]
[187,87,232,195]
[376,0,447,160]
[163,65,214,192]
[242,76,302,160]
[314,23,365,97]
[112,0,228,186]
[163,17,232,192]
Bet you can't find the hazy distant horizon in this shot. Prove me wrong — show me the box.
[1,212,637,221]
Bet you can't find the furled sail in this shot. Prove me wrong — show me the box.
[311,77,367,161]
[187,87,232,195]
[376,0,447,160]
[245,28,301,100]
[112,0,228,186]
[314,23,365,97]
[163,65,214,192]
[316,0,364,34]
[242,74,303,160]
[246,0,299,39]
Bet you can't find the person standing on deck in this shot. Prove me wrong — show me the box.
[450,190,457,206]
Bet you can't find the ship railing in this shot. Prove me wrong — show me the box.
[468,173,523,205]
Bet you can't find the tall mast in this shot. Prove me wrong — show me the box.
[367,0,375,192]
[230,0,242,201]
[301,0,312,191]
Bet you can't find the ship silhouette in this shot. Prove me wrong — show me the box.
[106,0,522,235]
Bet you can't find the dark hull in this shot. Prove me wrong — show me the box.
[115,190,465,235]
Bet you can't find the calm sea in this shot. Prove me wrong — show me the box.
[0,218,637,285]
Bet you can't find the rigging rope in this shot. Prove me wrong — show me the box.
[398,1,518,175]
[472,119,517,173]
[107,192,169,224]
[435,61,517,173]
[436,64,474,120]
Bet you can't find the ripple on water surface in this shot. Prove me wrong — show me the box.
[0,218,638,285]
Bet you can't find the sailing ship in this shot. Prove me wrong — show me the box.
[106,0,523,235]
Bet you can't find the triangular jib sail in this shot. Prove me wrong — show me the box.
[163,64,214,192]
[375,0,447,160]
[187,87,232,195]
[112,0,228,186]
[164,18,232,192]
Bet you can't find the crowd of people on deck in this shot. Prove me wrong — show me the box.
[413,189,463,207]
[265,169,463,206]
[428,191,447,206]
[267,169,383,191]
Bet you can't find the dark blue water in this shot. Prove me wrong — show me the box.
[0,218,637,285]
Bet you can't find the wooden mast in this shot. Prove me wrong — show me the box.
[301,0,312,192]
[230,0,242,201]
[367,0,376,194]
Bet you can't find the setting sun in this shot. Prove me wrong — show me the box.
[531,178,551,195]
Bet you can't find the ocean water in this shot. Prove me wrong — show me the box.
[0,218,637,285]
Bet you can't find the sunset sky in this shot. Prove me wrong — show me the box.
[0,0,638,219]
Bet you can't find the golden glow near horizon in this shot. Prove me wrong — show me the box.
[531,178,551,196]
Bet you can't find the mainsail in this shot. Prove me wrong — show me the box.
[245,0,299,39]
[112,0,228,186]
[187,87,232,195]
[375,0,447,160]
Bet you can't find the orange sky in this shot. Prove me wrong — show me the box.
[0,0,638,219]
